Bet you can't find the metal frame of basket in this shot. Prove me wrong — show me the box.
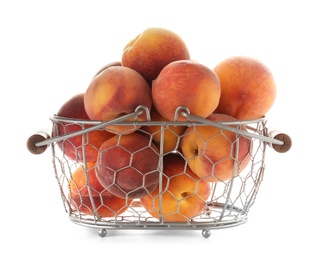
[27,106,291,238]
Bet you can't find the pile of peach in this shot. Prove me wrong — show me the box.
[53,27,277,222]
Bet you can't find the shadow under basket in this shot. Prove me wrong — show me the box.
[27,106,291,238]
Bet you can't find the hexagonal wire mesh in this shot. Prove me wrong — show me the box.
[44,106,279,237]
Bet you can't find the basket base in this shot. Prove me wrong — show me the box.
[68,213,248,238]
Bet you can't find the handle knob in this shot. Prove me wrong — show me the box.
[267,129,292,153]
[26,130,51,155]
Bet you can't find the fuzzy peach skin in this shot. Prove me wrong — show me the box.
[52,93,114,163]
[180,113,253,182]
[141,106,187,154]
[152,60,221,121]
[96,132,160,199]
[121,27,190,84]
[70,162,104,197]
[69,162,132,218]
[93,61,121,77]
[84,66,152,134]
[140,154,211,222]
[213,56,277,120]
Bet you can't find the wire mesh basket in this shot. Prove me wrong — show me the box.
[27,106,291,238]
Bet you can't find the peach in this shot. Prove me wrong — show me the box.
[121,27,190,83]
[69,163,132,218]
[69,162,103,197]
[52,93,114,162]
[141,106,187,154]
[180,113,253,182]
[152,60,221,121]
[96,132,160,199]
[140,154,211,222]
[84,66,152,134]
[93,61,121,77]
[213,56,277,120]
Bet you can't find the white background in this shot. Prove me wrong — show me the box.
[1,0,323,259]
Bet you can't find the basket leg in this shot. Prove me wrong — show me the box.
[202,229,211,238]
[98,228,107,237]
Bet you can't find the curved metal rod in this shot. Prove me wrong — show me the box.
[36,108,145,147]
[181,111,284,146]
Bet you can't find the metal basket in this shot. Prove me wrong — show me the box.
[27,106,291,238]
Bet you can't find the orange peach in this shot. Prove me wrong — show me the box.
[69,162,103,197]
[84,66,152,134]
[141,106,187,154]
[96,132,160,199]
[213,56,276,120]
[121,27,190,83]
[152,60,221,121]
[69,163,132,218]
[52,93,114,162]
[140,154,211,222]
[180,113,253,182]
[93,61,121,77]
[70,194,131,218]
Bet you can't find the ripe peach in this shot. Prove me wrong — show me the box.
[69,163,132,218]
[93,61,121,77]
[52,93,114,162]
[121,27,190,83]
[96,132,160,199]
[180,113,253,182]
[152,60,221,121]
[140,154,211,222]
[70,194,131,218]
[213,56,277,120]
[69,162,103,197]
[84,66,152,134]
[141,106,187,154]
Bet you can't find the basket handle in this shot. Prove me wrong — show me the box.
[26,106,149,155]
[180,109,292,153]
[26,105,292,154]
